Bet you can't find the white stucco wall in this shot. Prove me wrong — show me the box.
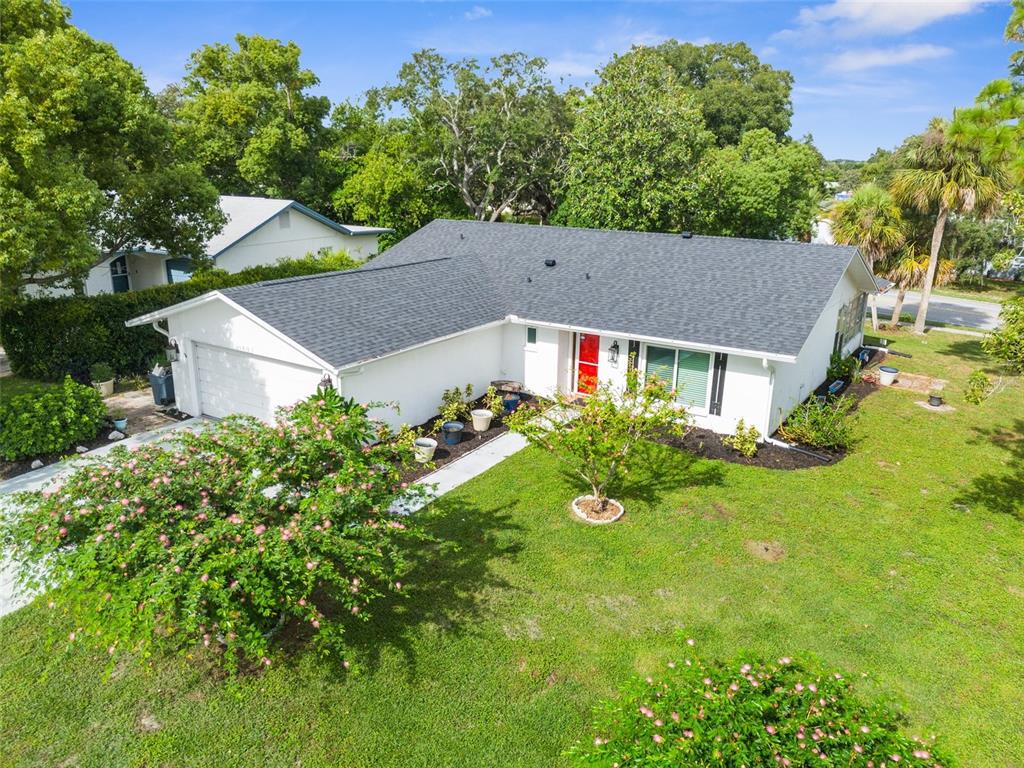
[700,354,772,436]
[167,299,328,418]
[215,210,379,273]
[769,268,865,434]
[127,252,167,291]
[338,324,505,431]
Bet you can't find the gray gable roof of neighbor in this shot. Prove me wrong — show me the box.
[150,219,870,369]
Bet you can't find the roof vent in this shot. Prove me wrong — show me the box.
[460,233,465,240]
[681,231,693,239]
[585,272,591,280]
[544,258,556,267]
[526,276,532,283]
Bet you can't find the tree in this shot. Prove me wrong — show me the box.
[692,129,826,240]
[882,245,955,326]
[176,34,337,210]
[890,117,1008,333]
[335,130,463,244]
[653,40,794,147]
[830,184,906,272]
[982,296,1024,372]
[0,0,223,300]
[556,47,712,232]
[505,367,687,519]
[387,50,572,222]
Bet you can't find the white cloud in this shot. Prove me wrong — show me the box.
[464,5,492,21]
[827,43,953,73]
[783,0,991,38]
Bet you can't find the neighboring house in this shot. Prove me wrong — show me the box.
[127,220,875,438]
[32,196,391,297]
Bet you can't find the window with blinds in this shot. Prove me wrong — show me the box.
[644,345,711,410]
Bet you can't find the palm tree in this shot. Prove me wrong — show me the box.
[891,117,1008,333]
[882,245,956,326]
[830,183,906,330]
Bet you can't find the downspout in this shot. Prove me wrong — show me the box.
[761,357,775,439]
[150,319,170,339]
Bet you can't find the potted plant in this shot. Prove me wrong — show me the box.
[413,437,437,463]
[90,362,115,397]
[470,408,493,431]
[110,409,128,431]
[928,389,944,407]
[441,421,464,445]
[878,365,899,386]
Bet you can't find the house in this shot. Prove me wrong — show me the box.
[126,220,875,438]
[51,196,391,297]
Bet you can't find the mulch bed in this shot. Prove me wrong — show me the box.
[400,394,537,484]
[0,424,123,481]
[656,377,880,471]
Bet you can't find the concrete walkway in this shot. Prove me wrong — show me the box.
[0,417,205,618]
[393,431,529,514]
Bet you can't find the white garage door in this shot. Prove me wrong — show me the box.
[195,343,323,422]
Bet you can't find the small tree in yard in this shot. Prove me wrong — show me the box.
[0,386,428,673]
[982,296,1024,373]
[506,368,688,521]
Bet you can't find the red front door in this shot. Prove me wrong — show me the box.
[577,334,600,393]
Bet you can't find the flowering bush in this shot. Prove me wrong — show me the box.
[569,649,952,767]
[0,376,106,460]
[0,386,428,672]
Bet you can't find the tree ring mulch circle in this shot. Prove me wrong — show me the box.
[571,495,625,524]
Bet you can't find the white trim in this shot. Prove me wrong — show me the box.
[126,291,338,375]
[848,251,878,294]
[512,317,798,364]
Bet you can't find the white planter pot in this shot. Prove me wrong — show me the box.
[470,409,494,432]
[94,379,114,397]
[413,437,437,463]
[878,366,899,386]
[571,495,625,525]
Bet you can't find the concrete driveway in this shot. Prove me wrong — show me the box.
[874,291,1002,330]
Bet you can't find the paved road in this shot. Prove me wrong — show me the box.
[873,290,1002,330]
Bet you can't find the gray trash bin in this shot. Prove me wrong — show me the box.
[149,372,175,406]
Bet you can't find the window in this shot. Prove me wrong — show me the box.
[527,327,537,345]
[110,256,129,293]
[165,258,195,285]
[644,345,711,410]
[834,292,867,353]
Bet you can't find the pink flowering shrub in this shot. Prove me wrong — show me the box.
[569,649,952,767]
[0,386,427,672]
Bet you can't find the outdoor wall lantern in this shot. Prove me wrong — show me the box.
[608,340,620,364]
[319,373,335,390]
[165,340,180,363]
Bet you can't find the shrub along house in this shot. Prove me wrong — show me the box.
[126,220,875,437]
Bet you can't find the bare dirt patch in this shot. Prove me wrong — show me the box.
[745,540,786,562]
[137,711,162,734]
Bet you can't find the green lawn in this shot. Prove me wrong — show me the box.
[1,331,1023,767]
[932,278,1024,304]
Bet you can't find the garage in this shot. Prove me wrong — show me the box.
[194,343,324,421]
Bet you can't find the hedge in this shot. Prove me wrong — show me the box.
[0,254,358,382]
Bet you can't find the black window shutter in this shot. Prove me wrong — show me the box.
[710,353,728,416]
[627,340,641,370]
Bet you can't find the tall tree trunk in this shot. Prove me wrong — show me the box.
[890,288,907,328]
[913,204,949,335]
[868,294,879,332]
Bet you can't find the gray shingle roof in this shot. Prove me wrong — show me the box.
[217,219,867,369]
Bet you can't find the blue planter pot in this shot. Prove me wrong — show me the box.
[502,393,521,414]
[113,418,128,431]
[442,421,464,445]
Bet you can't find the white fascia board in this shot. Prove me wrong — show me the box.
[125,291,338,374]
[508,316,798,364]
[336,318,508,373]
[124,292,225,327]
[849,251,878,293]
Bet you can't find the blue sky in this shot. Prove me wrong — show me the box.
[67,0,1015,159]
